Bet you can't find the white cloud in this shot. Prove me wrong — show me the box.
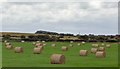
[89,1,102,9]
[0,0,7,2]
[1,2,118,34]
[1,0,119,2]
[2,2,117,23]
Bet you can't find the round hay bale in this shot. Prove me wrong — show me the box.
[92,44,99,48]
[79,50,88,56]
[77,43,81,46]
[50,54,65,64]
[91,48,98,53]
[42,41,45,43]
[6,45,13,49]
[14,47,23,53]
[69,44,73,47]
[35,43,43,47]
[106,44,111,48]
[40,43,43,46]
[70,41,73,43]
[51,44,56,47]
[96,51,106,58]
[35,43,40,47]
[61,46,68,51]
[33,47,43,54]
[98,47,105,51]
[101,43,105,46]
[5,43,11,46]
[36,41,40,43]
[43,44,47,46]
[32,42,36,45]
[21,40,25,42]
[4,40,7,43]
[37,46,44,50]
[82,41,85,44]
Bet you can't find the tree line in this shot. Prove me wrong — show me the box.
[2,33,119,42]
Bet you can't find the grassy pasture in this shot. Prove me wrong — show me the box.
[0,43,2,68]
[1,42,118,67]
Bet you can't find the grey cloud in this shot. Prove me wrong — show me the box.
[1,2,118,35]
[102,2,118,8]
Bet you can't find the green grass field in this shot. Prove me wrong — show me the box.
[0,42,2,68]
[2,42,118,67]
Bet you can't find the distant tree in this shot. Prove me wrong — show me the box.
[36,35,51,41]
[80,35,89,41]
[3,34,11,40]
[88,34,95,40]
[21,35,26,39]
[96,35,107,42]
[35,30,59,35]
[76,34,81,39]
[59,34,64,38]
[28,35,34,39]
[28,35,37,41]
[51,36,59,41]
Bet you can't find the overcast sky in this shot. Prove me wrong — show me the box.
[0,0,118,35]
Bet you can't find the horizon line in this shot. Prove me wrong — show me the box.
[0,31,118,35]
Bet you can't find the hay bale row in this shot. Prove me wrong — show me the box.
[50,54,65,64]
[5,41,109,63]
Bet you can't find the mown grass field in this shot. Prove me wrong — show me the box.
[0,42,2,68]
[2,42,118,67]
